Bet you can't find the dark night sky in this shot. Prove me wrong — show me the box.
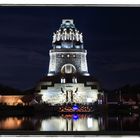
[0,6,140,90]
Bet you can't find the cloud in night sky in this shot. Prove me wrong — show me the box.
[0,47,48,88]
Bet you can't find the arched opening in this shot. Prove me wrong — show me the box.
[61,64,76,74]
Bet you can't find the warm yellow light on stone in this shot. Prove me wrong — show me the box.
[0,96,24,106]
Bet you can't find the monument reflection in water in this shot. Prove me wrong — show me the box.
[0,114,140,131]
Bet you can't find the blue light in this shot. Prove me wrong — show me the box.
[72,105,78,111]
[72,114,79,121]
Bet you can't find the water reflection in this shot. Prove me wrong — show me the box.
[40,115,100,131]
[0,117,41,130]
[0,113,140,131]
[0,117,23,130]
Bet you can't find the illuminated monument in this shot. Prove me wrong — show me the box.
[36,19,104,105]
[48,19,89,77]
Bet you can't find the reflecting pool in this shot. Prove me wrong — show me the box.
[0,113,140,131]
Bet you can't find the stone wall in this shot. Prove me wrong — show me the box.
[38,83,99,105]
[48,49,89,75]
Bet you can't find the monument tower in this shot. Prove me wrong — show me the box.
[36,19,103,105]
[48,19,89,76]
